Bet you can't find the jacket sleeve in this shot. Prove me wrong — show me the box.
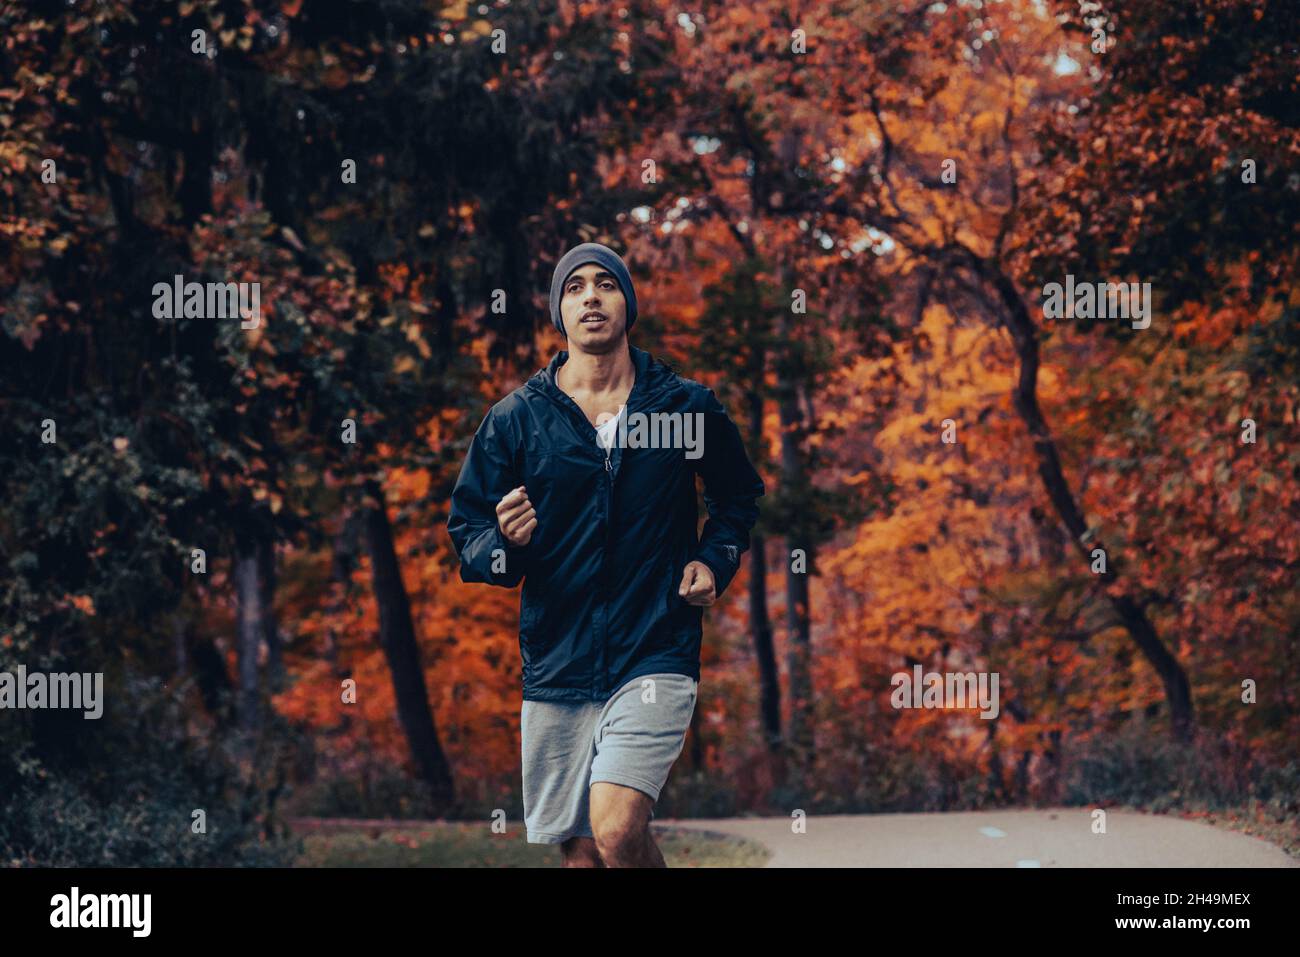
[446,405,531,588]
[691,387,766,599]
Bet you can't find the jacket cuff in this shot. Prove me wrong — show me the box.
[694,543,741,599]
[488,524,530,583]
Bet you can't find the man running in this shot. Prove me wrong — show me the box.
[447,241,765,867]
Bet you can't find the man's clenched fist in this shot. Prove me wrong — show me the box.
[497,485,537,546]
[678,560,716,606]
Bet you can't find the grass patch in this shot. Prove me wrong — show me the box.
[1112,802,1300,861]
[292,820,771,868]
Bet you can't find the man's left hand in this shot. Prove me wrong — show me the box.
[678,561,716,606]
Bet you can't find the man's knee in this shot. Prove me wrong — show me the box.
[592,814,645,861]
[589,783,652,860]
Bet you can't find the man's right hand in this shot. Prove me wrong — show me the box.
[496,485,537,546]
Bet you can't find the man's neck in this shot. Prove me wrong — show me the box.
[557,342,635,397]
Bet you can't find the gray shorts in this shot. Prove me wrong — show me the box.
[520,673,698,844]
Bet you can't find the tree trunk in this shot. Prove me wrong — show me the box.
[745,380,782,751]
[360,478,456,810]
[688,698,705,771]
[327,510,363,675]
[234,542,264,736]
[749,530,783,748]
[973,258,1195,742]
[172,609,188,680]
[177,60,214,226]
[327,510,363,742]
[191,634,234,725]
[775,272,815,770]
[258,539,283,693]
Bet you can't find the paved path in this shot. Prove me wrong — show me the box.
[656,808,1299,867]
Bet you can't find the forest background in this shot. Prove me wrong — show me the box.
[2,0,1297,865]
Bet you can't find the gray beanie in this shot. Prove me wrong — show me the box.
[548,242,638,337]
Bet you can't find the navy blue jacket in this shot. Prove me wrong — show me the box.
[446,345,765,702]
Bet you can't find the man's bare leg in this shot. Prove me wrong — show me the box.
[589,781,665,868]
[559,835,604,867]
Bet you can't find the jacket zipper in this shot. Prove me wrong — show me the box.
[602,438,613,693]
[527,358,684,697]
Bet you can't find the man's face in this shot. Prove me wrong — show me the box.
[559,263,627,353]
